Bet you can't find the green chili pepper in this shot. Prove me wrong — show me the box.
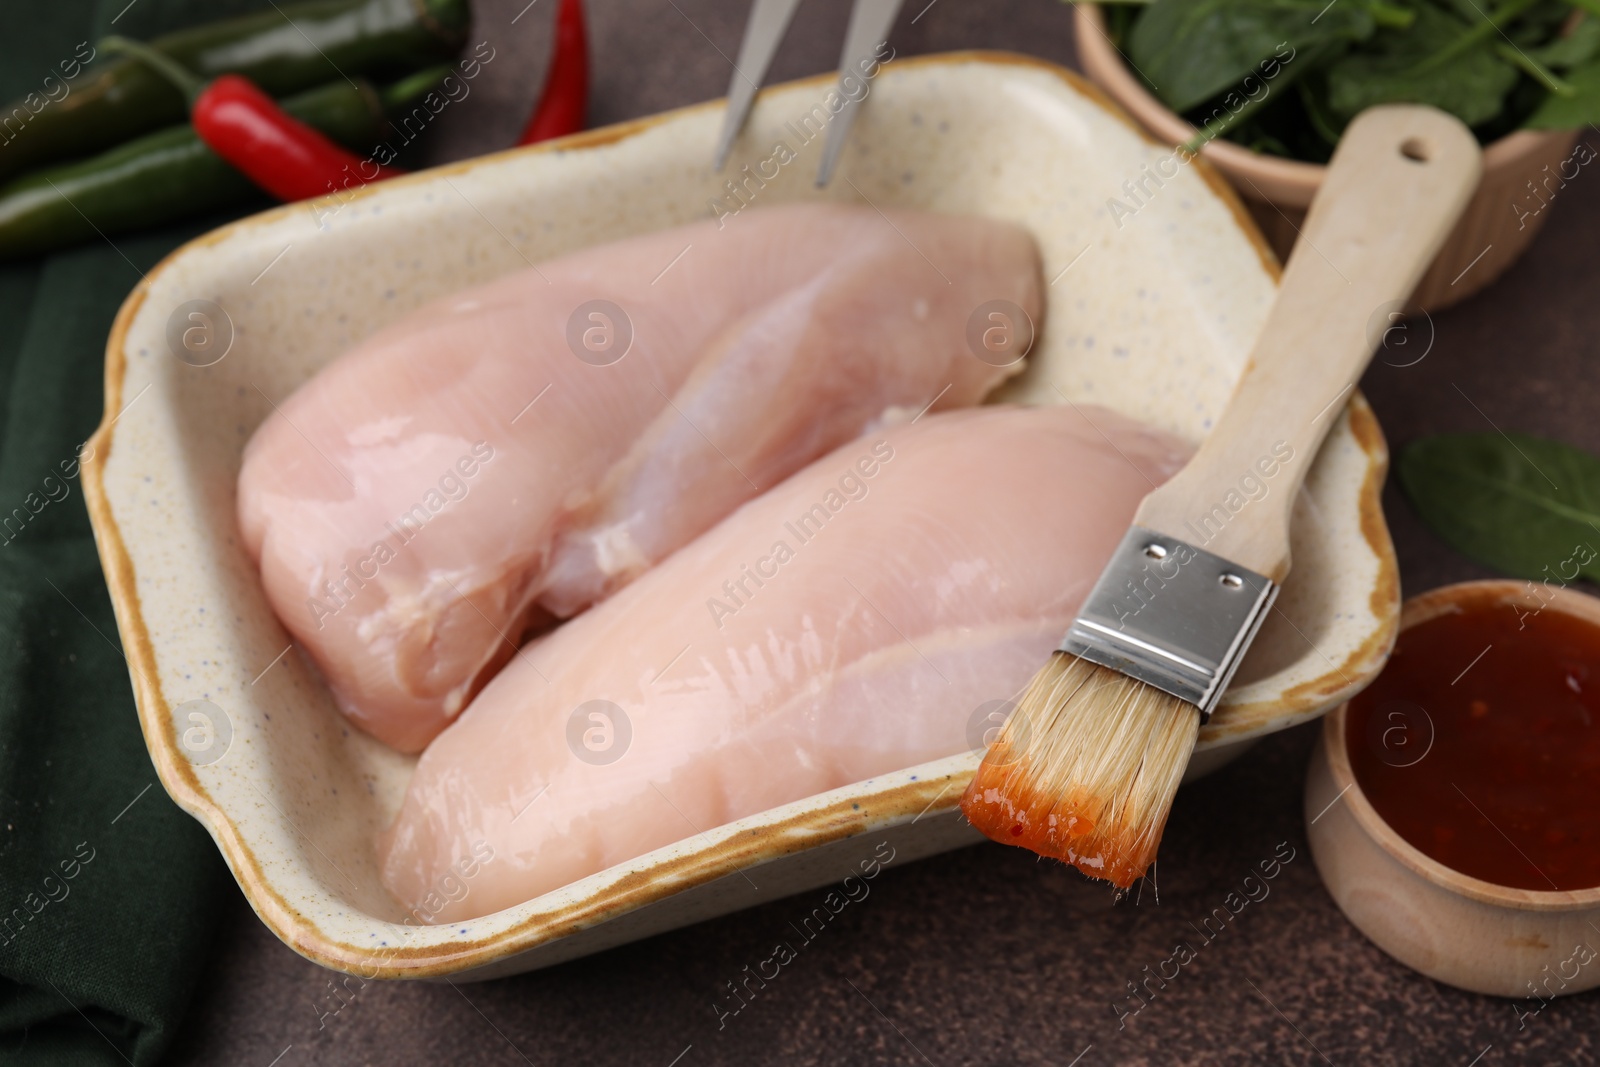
[0,0,469,183]
[0,67,448,261]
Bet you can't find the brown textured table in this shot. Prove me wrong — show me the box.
[165,2,1600,1064]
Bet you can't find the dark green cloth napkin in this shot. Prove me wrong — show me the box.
[0,1,289,1062]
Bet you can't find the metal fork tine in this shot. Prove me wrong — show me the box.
[815,0,903,187]
[713,0,806,173]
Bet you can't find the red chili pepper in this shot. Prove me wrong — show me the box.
[190,75,404,201]
[102,35,403,203]
[518,0,588,145]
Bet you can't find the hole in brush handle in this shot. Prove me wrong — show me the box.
[1400,136,1432,162]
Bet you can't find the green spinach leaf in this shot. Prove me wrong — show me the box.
[1526,57,1600,125]
[1397,432,1600,582]
[1434,0,1481,24]
[1130,0,1375,111]
[1326,2,1519,126]
[1505,1,1578,48]
[1531,17,1600,68]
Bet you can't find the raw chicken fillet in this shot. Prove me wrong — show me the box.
[237,205,1042,751]
[378,404,1191,922]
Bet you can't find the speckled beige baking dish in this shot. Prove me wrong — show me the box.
[81,52,1398,979]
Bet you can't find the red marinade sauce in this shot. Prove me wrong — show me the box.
[1346,594,1600,891]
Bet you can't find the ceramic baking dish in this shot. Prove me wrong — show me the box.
[82,52,1398,979]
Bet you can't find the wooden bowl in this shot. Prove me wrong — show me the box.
[1074,3,1581,310]
[1305,580,1600,998]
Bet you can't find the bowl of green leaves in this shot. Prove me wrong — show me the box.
[1074,0,1593,307]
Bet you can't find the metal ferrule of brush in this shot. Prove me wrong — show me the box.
[1058,526,1278,723]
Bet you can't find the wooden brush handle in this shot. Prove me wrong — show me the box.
[1133,105,1482,581]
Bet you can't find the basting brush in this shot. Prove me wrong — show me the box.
[962,105,1483,888]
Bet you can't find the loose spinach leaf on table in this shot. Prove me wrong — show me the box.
[1129,0,1375,111]
[1526,57,1600,125]
[1397,432,1600,582]
[1326,2,1520,126]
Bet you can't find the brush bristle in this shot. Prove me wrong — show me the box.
[960,652,1199,888]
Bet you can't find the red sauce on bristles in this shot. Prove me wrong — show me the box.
[960,652,1201,888]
